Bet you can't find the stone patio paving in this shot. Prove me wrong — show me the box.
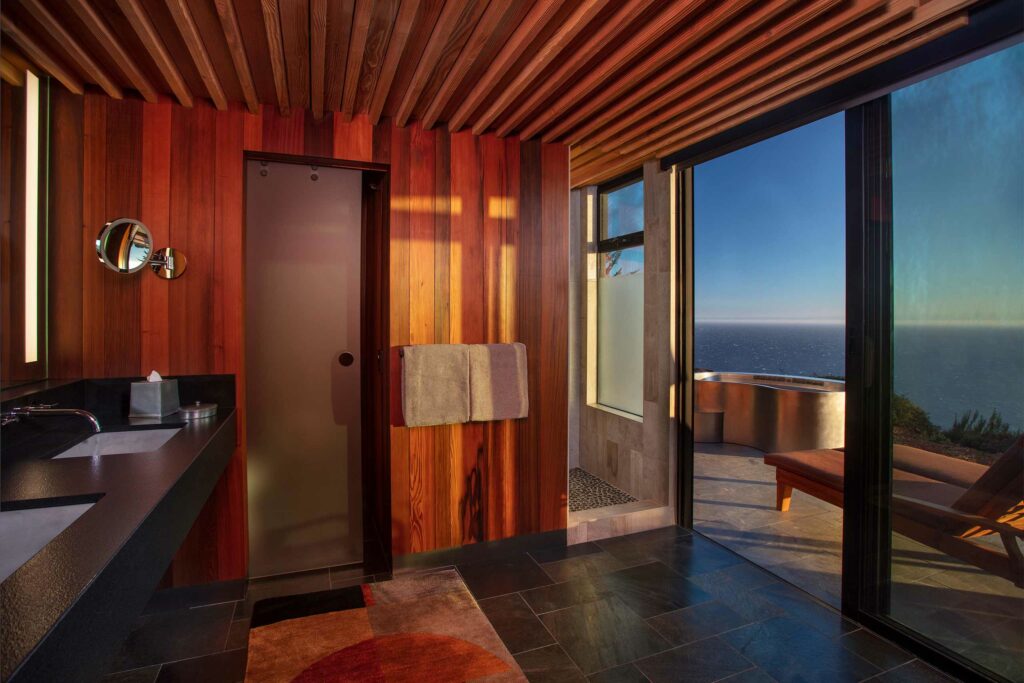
[694,442,1024,681]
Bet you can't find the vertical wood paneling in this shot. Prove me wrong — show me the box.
[539,142,570,531]
[48,87,84,379]
[407,123,436,553]
[333,112,373,162]
[140,98,172,376]
[49,89,570,576]
[449,130,485,545]
[388,122,412,556]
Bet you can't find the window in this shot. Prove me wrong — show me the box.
[596,177,644,416]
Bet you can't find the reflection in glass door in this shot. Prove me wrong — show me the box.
[888,42,1023,681]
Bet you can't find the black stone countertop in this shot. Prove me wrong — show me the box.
[0,376,237,683]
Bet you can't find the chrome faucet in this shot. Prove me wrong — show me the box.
[1,404,102,433]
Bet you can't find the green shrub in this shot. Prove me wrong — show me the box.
[944,410,1020,454]
[892,393,942,440]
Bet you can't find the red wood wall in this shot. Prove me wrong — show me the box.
[48,88,569,581]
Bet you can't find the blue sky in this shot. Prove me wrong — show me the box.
[694,113,846,323]
[692,42,1023,326]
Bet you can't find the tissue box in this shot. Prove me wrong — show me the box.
[129,379,180,417]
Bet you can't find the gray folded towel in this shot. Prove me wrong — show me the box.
[469,343,529,421]
[401,344,471,427]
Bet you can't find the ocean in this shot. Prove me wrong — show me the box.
[694,322,1024,430]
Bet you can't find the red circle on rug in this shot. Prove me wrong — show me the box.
[292,632,512,682]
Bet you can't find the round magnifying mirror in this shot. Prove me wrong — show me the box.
[150,247,188,280]
[96,219,153,274]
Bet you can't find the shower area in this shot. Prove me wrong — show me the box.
[568,174,677,543]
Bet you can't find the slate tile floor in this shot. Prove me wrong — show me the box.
[104,526,956,682]
[694,443,1024,681]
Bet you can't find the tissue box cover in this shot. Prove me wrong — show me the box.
[130,379,180,417]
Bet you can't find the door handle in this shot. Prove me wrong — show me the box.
[338,352,354,367]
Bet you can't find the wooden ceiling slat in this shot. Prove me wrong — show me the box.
[393,0,474,128]
[658,15,971,156]
[528,0,798,143]
[20,0,123,99]
[0,56,24,87]
[0,0,985,183]
[259,0,290,114]
[310,0,326,118]
[1,45,32,74]
[66,0,158,102]
[419,0,515,130]
[495,0,664,138]
[368,0,420,125]
[552,0,852,147]
[469,0,614,136]
[0,13,84,94]
[447,0,567,133]
[355,0,402,115]
[323,0,355,114]
[578,12,970,187]
[115,0,193,106]
[279,0,310,111]
[341,0,373,119]
[213,0,260,114]
[165,0,227,109]
[573,0,909,165]
[572,4,971,185]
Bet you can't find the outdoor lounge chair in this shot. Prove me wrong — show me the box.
[764,436,1024,587]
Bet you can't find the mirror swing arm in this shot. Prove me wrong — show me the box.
[95,218,187,279]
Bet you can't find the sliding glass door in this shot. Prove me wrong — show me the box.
[885,42,1024,681]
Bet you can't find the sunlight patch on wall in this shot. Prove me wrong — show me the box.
[391,195,462,215]
[487,196,516,219]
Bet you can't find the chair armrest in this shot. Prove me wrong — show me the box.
[893,494,1024,538]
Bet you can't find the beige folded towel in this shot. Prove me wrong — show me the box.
[401,344,471,427]
[469,343,529,421]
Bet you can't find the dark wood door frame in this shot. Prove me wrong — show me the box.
[242,151,392,574]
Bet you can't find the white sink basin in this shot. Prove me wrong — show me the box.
[52,428,181,459]
[0,503,94,582]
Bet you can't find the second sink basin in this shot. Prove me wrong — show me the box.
[53,429,182,459]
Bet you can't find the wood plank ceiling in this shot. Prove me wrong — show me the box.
[1,0,977,187]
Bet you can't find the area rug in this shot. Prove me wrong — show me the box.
[244,569,525,682]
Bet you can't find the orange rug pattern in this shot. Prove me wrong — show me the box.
[245,569,524,682]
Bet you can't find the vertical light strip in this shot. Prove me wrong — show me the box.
[24,71,39,363]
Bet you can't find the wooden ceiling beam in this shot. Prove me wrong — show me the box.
[213,0,260,114]
[572,6,970,186]
[470,0,613,135]
[553,0,851,146]
[528,0,798,143]
[0,56,24,87]
[368,0,420,125]
[0,13,84,94]
[447,0,567,133]
[310,0,326,118]
[165,0,227,109]
[394,0,474,128]
[572,0,907,167]
[420,0,516,130]
[260,0,290,114]
[66,0,157,102]
[652,15,970,159]
[323,0,356,113]
[340,0,372,119]
[20,0,123,99]
[115,0,192,107]
[324,0,355,114]
[495,0,665,138]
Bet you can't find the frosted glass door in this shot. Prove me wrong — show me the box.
[245,161,363,578]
